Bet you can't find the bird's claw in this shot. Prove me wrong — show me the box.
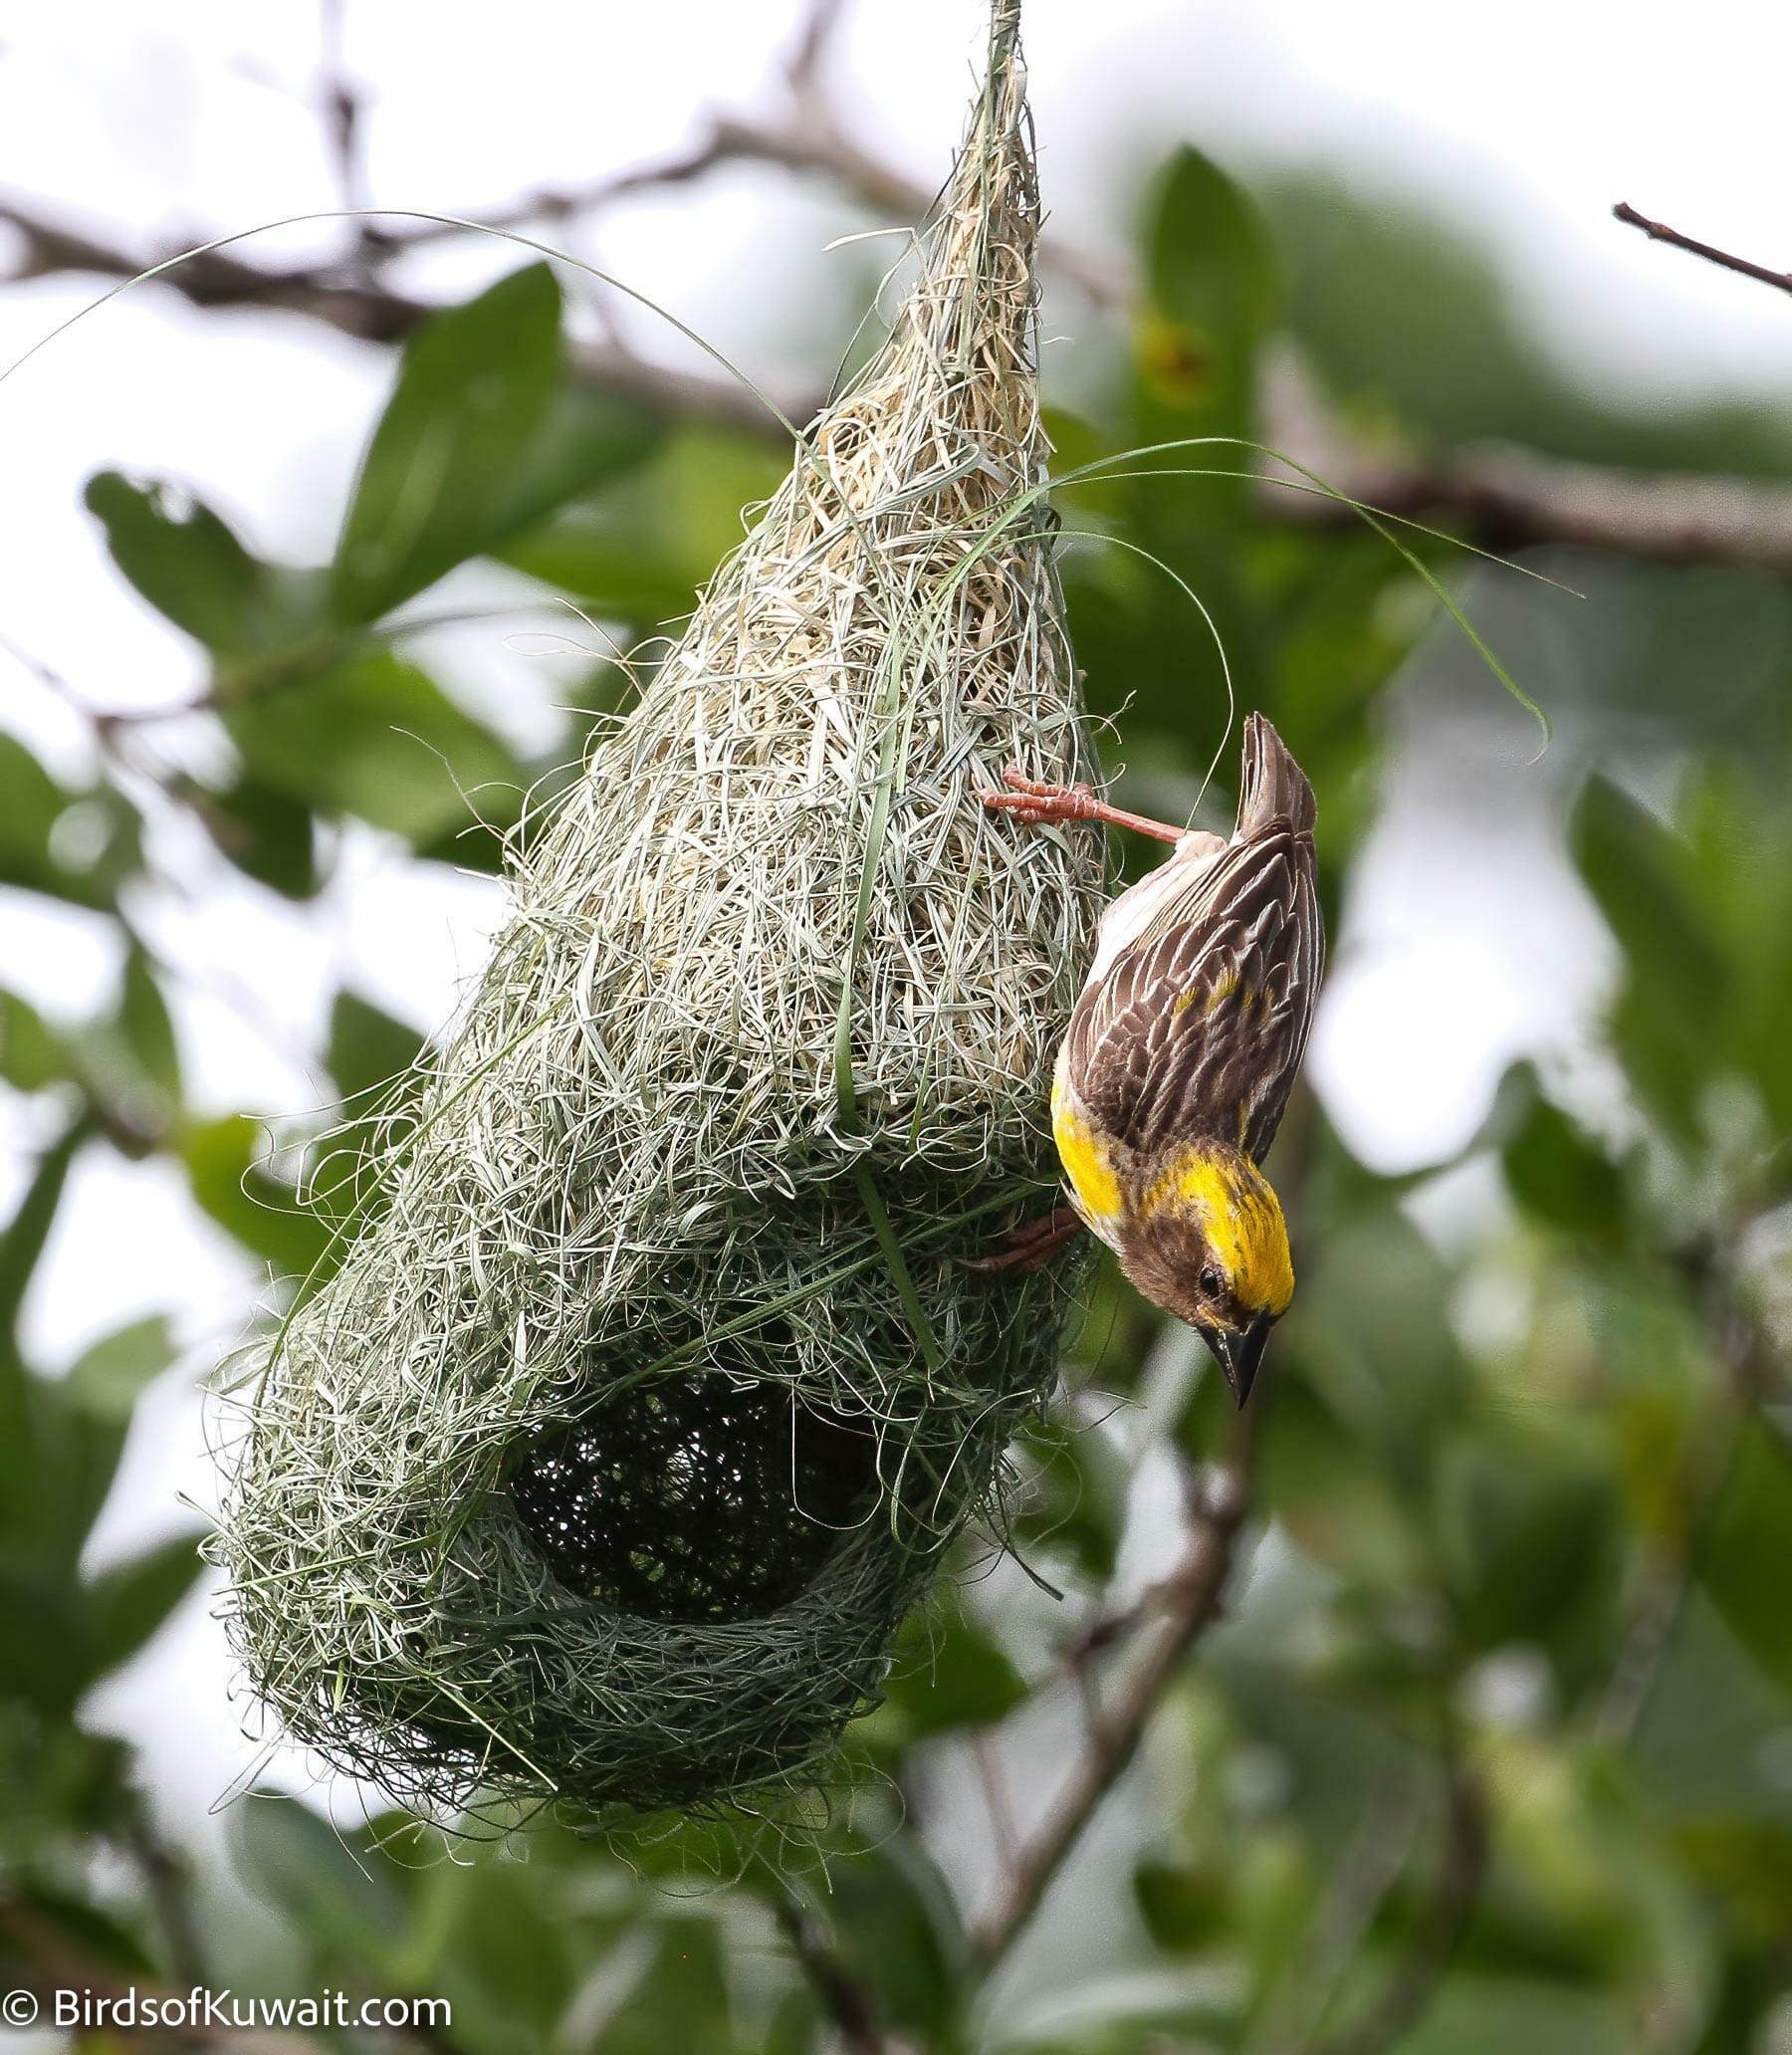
[962,1205,1085,1275]
[976,768,1100,828]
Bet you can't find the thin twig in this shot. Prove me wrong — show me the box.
[1308,1747,1486,2055]
[972,1729,1022,1884]
[361,0,1122,308]
[317,0,368,222]
[771,1888,890,2055]
[1244,1767,1424,2055]
[19,181,1792,572]
[120,1809,208,1991]
[0,182,820,430]
[784,0,851,106]
[1259,427,1792,574]
[346,108,1125,307]
[967,1412,1256,1969]
[0,186,428,341]
[0,0,1125,400]
[1614,200,1792,300]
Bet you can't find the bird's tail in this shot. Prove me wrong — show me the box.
[1236,713,1317,837]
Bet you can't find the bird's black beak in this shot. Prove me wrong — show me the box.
[1203,1314,1273,1408]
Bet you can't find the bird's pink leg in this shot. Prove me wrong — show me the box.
[965,1204,1086,1274]
[978,768,1187,844]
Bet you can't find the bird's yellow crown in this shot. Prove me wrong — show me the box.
[1144,1140,1295,1317]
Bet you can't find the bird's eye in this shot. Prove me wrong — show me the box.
[1199,1265,1224,1298]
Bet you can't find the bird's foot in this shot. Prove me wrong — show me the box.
[977,768,1186,844]
[963,1204,1086,1274]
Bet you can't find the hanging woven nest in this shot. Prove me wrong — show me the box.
[215,0,1106,1821]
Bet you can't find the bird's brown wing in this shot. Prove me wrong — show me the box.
[1065,824,1322,1162]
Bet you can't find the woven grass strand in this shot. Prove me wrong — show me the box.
[213,0,1107,1823]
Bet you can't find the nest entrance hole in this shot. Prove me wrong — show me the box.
[509,1370,881,1624]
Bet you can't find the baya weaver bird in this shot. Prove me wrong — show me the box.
[979,714,1322,1404]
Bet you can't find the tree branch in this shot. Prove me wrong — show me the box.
[1614,200,1792,300]
[316,0,368,223]
[770,1887,890,2055]
[1260,417,1792,573]
[21,177,1792,576]
[361,0,1126,310]
[0,187,431,342]
[16,61,1792,573]
[0,184,817,431]
[967,1415,1256,1969]
[120,1805,209,1992]
[0,0,1122,450]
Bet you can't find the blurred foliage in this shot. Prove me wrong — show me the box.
[3,129,1791,2055]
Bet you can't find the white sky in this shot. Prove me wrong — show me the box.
[0,0,1784,1849]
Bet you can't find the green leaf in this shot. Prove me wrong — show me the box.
[0,1119,85,1348]
[0,737,142,913]
[84,472,281,660]
[44,1317,180,1568]
[1674,1818,1792,1948]
[10,1888,154,1976]
[500,423,784,623]
[1259,1380,1427,1589]
[1134,145,1278,531]
[1700,1426,1792,1694]
[1680,759,1792,1149]
[222,649,520,848]
[1260,533,1417,738]
[1432,1431,1620,1660]
[1572,777,1725,1138]
[46,949,183,1153]
[1134,1857,1230,1952]
[0,733,75,898]
[500,382,663,540]
[64,1314,178,1425]
[117,945,180,1104]
[1392,1973,1632,2055]
[1573,778,1723,1003]
[0,989,70,1092]
[576,1921,735,2055]
[230,1792,407,1969]
[881,1603,1028,1736]
[81,1530,205,1683]
[309,991,425,1227]
[1501,1086,1625,1243]
[0,1560,87,1712]
[327,990,425,1106]
[0,1125,95,1559]
[1633,1590,1792,1821]
[1060,541,1260,745]
[1011,1419,1130,1584]
[64,790,146,910]
[1147,146,1278,366]
[821,1839,966,2047]
[332,264,565,622]
[1287,1206,1464,1477]
[178,773,320,898]
[182,1114,334,1281]
[1211,1658,1420,1864]
[411,1859,576,2048]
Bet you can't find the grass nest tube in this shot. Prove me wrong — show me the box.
[215,0,1108,1822]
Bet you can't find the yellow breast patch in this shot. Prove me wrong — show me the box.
[1051,1076,1122,1230]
